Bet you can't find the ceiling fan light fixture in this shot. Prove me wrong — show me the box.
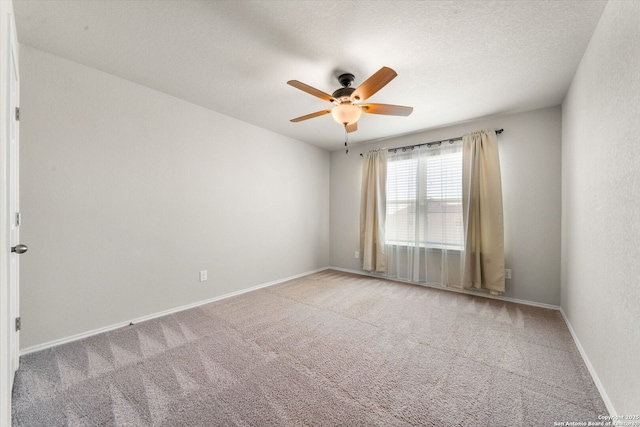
[331,103,361,126]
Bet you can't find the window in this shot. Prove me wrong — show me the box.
[385,145,463,250]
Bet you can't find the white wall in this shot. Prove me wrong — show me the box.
[561,0,640,414]
[19,45,330,350]
[331,106,562,306]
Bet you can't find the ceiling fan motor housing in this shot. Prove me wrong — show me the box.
[333,73,357,103]
[332,86,355,102]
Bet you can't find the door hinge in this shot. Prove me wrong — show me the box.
[15,107,20,121]
[16,212,21,226]
[15,317,21,332]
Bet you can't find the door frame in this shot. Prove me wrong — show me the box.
[8,4,20,378]
[1,1,19,426]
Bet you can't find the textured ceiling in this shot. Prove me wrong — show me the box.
[13,0,607,151]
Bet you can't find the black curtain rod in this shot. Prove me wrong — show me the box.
[359,128,504,157]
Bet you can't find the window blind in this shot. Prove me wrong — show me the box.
[386,145,463,249]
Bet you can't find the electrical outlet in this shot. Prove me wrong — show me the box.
[354,251,359,259]
[505,269,512,280]
[199,270,207,282]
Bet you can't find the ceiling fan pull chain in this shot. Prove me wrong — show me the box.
[344,125,349,154]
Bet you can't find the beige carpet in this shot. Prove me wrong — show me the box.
[12,269,607,426]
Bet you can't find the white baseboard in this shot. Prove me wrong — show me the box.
[559,308,616,416]
[20,267,330,356]
[329,266,561,310]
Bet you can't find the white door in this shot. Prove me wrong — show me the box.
[7,14,21,379]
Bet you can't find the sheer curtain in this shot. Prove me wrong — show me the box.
[461,130,505,293]
[360,149,387,273]
[385,143,463,287]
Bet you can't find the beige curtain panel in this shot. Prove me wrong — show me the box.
[461,130,506,293]
[360,149,388,273]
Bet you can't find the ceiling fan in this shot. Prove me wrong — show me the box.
[287,66,413,134]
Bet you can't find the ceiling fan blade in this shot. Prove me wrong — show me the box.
[360,103,413,116]
[287,80,335,102]
[290,110,332,122]
[346,122,358,133]
[351,67,397,102]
